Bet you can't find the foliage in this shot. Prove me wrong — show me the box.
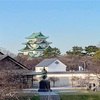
[66,45,99,56]
[43,47,61,57]
[66,50,74,55]
[85,45,99,54]
[66,46,83,55]
[72,46,83,54]
[93,49,100,60]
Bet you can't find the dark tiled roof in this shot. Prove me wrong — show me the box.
[10,70,42,75]
[0,55,28,70]
[35,58,57,67]
[0,52,4,55]
[0,55,7,60]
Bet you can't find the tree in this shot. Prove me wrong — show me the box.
[48,77,59,87]
[93,49,100,60]
[88,50,100,86]
[16,55,43,70]
[0,70,22,99]
[88,61,100,87]
[0,47,16,57]
[85,45,99,54]
[66,50,73,55]
[43,47,61,57]
[72,76,90,87]
[0,55,26,99]
[52,47,61,57]
[66,46,83,55]
[43,46,52,57]
[58,54,93,71]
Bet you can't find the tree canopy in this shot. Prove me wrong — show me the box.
[66,46,83,55]
[85,45,99,54]
[93,49,100,60]
[66,45,99,56]
[43,47,61,57]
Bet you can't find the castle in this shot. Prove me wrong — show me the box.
[19,32,52,57]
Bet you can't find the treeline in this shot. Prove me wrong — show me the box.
[1,45,100,72]
[66,45,99,56]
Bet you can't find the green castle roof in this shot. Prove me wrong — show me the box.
[28,52,34,57]
[34,40,52,44]
[34,53,42,57]
[19,44,33,51]
[33,46,45,51]
[26,32,48,39]
[36,46,44,49]
[22,41,35,45]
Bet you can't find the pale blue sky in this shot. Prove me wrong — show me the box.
[0,0,100,54]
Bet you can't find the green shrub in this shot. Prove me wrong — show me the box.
[59,91,100,100]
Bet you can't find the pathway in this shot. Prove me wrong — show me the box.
[22,87,80,100]
[38,92,60,100]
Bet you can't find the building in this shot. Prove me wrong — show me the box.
[19,32,52,57]
[35,58,67,72]
[0,52,4,55]
[35,58,98,87]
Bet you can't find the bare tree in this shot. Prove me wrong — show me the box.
[72,76,90,88]
[0,56,25,99]
[0,70,22,99]
[89,60,100,86]
[58,55,93,71]
[15,55,43,70]
[0,47,16,57]
[48,77,59,87]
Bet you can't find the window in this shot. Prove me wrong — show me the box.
[55,61,59,64]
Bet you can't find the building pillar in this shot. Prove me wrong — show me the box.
[31,75,33,88]
[26,75,29,88]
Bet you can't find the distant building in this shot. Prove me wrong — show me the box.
[35,58,67,72]
[0,52,4,55]
[19,32,52,57]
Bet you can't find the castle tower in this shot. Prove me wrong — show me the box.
[19,32,52,57]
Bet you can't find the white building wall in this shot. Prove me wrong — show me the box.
[48,60,67,72]
[36,73,98,87]
[23,51,28,55]
[35,67,48,72]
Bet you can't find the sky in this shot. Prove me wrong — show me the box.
[0,0,100,55]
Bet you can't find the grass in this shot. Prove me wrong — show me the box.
[59,90,100,100]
